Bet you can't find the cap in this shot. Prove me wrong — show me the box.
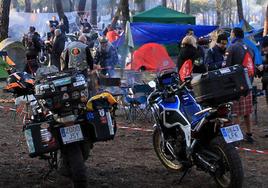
[98,36,108,43]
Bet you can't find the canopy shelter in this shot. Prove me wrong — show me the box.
[0,38,26,72]
[127,43,175,72]
[131,6,195,25]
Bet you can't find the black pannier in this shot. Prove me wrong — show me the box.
[190,65,252,106]
[86,97,116,142]
[24,121,59,157]
[34,70,88,116]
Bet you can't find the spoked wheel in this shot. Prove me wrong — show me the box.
[153,128,184,172]
[210,137,243,188]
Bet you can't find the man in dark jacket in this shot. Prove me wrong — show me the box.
[51,29,65,69]
[22,26,42,74]
[225,27,254,143]
[205,33,228,70]
[63,35,93,72]
[94,36,119,77]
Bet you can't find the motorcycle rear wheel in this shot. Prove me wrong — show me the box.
[153,128,184,172]
[62,143,88,188]
[210,137,244,188]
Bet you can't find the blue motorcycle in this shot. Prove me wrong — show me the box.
[147,70,244,188]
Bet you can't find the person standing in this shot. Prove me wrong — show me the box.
[177,35,200,71]
[62,35,93,72]
[51,29,65,70]
[49,16,59,29]
[205,33,228,71]
[22,26,42,74]
[94,36,119,77]
[257,36,268,104]
[225,27,255,143]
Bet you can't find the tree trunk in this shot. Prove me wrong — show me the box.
[110,0,116,19]
[48,0,54,12]
[162,0,167,7]
[54,0,69,33]
[55,0,65,18]
[77,0,86,17]
[216,0,221,26]
[135,0,145,12]
[185,0,190,14]
[25,0,31,12]
[121,0,130,29]
[236,0,244,21]
[111,0,122,28]
[264,4,268,36]
[90,0,97,26]
[69,0,74,12]
[0,0,11,42]
[11,0,18,11]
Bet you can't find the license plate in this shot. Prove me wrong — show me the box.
[60,124,84,144]
[219,67,231,74]
[73,80,86,87]
[220,124,243,143]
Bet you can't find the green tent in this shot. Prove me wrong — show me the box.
[0,38,26,72]
[0,56,9,79]
[131,6,195,25]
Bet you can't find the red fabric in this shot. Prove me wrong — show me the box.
[130,43,175,72]
[232,91,253,116]
[106,30,120,42]
[179,59,193,81]
[242,52,254,77]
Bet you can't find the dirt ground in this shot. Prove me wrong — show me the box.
[0,86,268,188]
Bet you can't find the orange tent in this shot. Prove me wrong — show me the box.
[130,43,175,72]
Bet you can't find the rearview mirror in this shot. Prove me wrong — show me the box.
[148,80,156,88]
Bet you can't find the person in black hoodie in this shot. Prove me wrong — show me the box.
[22,26,42,74]
[177,35,202,72]
[51,29,65,69]
[205,33,228,71]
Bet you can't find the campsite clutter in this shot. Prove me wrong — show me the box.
[0,4,268,188]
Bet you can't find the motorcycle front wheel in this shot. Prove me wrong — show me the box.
[209,137,244,188]
[153,128,184,172]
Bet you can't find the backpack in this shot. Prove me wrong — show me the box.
[242,49,254,77]
[179,59,193,81]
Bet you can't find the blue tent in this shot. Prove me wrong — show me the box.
[128,22,217,46]
[113,22,218,48]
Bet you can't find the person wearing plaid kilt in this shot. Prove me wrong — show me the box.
[225,27,254,143]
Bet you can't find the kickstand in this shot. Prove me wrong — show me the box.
[178,168,190,185]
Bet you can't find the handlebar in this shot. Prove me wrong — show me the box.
[147,79,191,105]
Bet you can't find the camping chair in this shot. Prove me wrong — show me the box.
[123,83,154,123]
